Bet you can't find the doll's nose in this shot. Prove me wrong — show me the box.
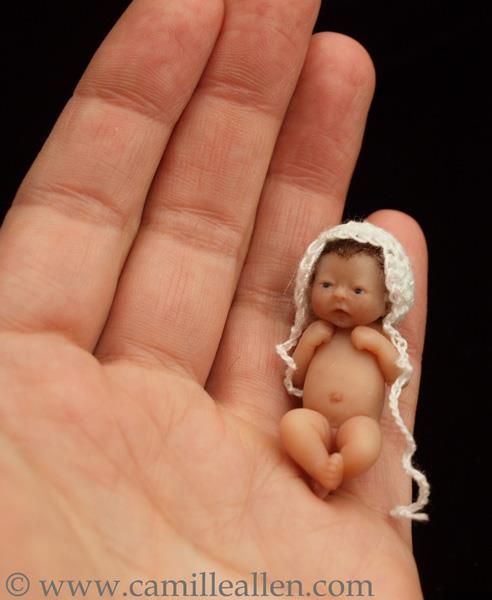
[333,286,347,300]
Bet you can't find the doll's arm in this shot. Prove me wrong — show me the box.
[291,320,334,388]
[351,326,402,384]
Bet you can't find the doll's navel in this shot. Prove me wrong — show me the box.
[329,391,343,403]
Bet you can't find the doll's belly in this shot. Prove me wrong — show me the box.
[302,335,385,428]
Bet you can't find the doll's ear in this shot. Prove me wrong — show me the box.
[384,292,391,315]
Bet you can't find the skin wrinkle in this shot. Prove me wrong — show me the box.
[201,39,292,119]
[0,228,125,350]
[157,419,258,569]
[102,332,195,379]
[98,255,202,374]
[62,95,166,162]
[19,116,160,238]
[192,438,275,571]
[76,2,224,125]
[140,204,247,260]
[15,180,134,231]
[225,397,280,435]
[3,342,142,509]
[268,165,346,198]
[289,91,363,158]
[200,4,319,118]
[0,423,106,572]
[162,102,272,193]
[118,325,192,380]
[75,83,184,129]
[14,118,160,233]
[200,75,285,119]
[232,282,293,316]
[39,481,105,573]
[76,367,221,569]
[267,128,359,198]
[0,263,97,348]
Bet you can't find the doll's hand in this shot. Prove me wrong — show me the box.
[0,1,426,597]
[291,320,334,387]
[351,325,403,383]
[304,319,335,347]
[351,325,375,350]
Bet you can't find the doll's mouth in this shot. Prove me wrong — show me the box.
[330,309,354,328]
[332,309,351,319]
[331,308,350,326]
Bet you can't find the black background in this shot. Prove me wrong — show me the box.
[1,1,489,597]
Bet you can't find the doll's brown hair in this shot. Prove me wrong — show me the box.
[320,239,383,267]
[310,239,384,284]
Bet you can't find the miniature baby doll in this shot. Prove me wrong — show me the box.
[279,239,395,492]
[276,221,430,521]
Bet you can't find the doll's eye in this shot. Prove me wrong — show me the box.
[353,287,365,295]
[321,281,333,289]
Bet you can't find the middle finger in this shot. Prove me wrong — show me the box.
[207,33,376,428]
[95,0,321,382]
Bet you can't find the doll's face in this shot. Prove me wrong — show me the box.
[310,252,387,328]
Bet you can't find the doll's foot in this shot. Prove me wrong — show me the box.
[319,452,343,491]
[311,479,330,500]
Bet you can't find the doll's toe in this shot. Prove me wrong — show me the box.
[320,453,344,491]
[311,479,330,500]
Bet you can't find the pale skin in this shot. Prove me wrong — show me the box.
[0,1,428,598]
[280,251,401,492]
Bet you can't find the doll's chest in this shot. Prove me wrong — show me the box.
[309,329,383,388]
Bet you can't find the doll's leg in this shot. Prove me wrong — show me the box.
[279,408,343,491]
[334,416,382,479]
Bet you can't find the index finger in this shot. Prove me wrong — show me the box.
[0,0,223,349]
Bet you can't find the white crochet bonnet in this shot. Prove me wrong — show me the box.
[276,220,430,521]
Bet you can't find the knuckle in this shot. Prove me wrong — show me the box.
[15,178,131,231]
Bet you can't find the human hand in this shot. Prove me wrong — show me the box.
[0,1,427,598]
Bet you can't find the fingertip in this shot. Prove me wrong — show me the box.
[367,209,428,272]
[366,209,428,360]
[310,31,376,97]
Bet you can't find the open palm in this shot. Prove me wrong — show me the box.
[0,1,426,598]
